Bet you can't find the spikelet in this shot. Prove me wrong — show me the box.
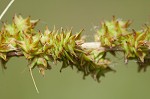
[0,15,112,82]
[95,16,150,71]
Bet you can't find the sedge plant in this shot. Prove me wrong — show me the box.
[1,0,150,93]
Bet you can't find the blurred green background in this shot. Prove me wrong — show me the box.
[0,0,150,99]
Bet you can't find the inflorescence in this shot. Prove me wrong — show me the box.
[0,15,150,82]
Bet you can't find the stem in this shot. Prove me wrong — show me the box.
[0,0,15,20]
[5,42,124,58]
[6,42,102,57]
[80,42,124,51]
[81,42,101,49]
[6,42,122,58]
[29,68,39,93]
[7,51,23,57]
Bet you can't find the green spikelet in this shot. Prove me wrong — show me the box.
[96,17,131,48]
[95,16,150,71]
[0,15,113,82]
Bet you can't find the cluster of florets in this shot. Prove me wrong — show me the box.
[0,15,113,82]
[1,15,150,82]
[96,17,150,71]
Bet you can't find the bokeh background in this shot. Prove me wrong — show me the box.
[0,0,150,99]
